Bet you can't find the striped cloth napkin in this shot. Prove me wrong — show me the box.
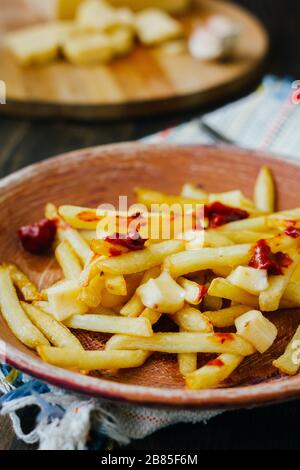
[145,75,299,162]
[1,76,298,450]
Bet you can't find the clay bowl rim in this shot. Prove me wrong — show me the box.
[2,142,300,409]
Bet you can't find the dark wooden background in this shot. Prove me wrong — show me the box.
[1,0,300,450]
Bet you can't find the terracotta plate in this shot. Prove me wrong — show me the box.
[1,143,300,408]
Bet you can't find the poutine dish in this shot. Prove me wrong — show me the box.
[1,165,300,391]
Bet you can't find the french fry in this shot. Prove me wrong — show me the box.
[38,347,151,371]
[273,325,300,375]
[58,226,92,264]
[291,261,300,283]
[120,267,161,317]
[4,263,41,301]
[79,230,97,243]
[79,274,105,308]
[259,252,300,311]
[268,234,298,253]
[101,288,129,308]
[224,230,274,244]
[140,307,162,325]
[202,231,233,248]
[101,272,142,308]
[177,277,206,305]
[106,332,255,355]
[211,266,232,278]
[202,294,223,312]
[181,183,208,201]
[208,278,259,308]
[45,202,59,220]
[178,353,198,376]
[172,306,213,333]
[22,302,83,350]
[165,244,252,278]
[55,240,82,280]
[120,293,144,317]
[59,205,104,230]
[178,325,197,377]
[79,255,107,286]
[254,166,275,213]
[33,301,54,315]
[90,239,129,257]
[186,354,244,390]
[218,216,268,232]
[268,208,300,219]
[0,268,49,349]
[95,240,185,275]
[65,314,153,337]
[105,274,127,296]
[282,282,300,306]
[208,190,248,208]
[135,187,205,207]
[137,271,185,314]
[203,305,251,328]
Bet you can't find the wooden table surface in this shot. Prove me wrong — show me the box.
[1,0,300,450]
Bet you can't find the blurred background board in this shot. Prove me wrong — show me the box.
[0,0,268,119]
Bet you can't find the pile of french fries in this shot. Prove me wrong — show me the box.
[1,165,300,390]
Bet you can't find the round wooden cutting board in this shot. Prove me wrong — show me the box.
[0,0,268,120]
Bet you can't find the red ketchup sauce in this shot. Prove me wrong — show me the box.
[105,232,147,256]
[284,220,300,239]
[204,202,249,228]
[18,219,57,254]
[198,285,208,302]
[213,333,235,344]
[248,239,292,275]
[207,358,224,367]
[77,211,102,223]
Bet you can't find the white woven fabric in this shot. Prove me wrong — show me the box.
[0,388,223,449]
[1,76,298,450]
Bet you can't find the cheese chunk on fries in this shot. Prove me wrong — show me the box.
[235,310,277,353]
[227,266,269,295]
[45,280,88,321]
[137,271,185,313]
[3,164,300,391]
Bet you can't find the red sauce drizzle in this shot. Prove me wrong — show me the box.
[284,220,300,239]
[198,285,208,301]
[109,248,123,257]
[78,211,102,223]
[204,202,249,228]
[105,232,147,252]
[18,219,57,254]
[207,358,224,367]
[213,333,234,344]
[248,239,292,275]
